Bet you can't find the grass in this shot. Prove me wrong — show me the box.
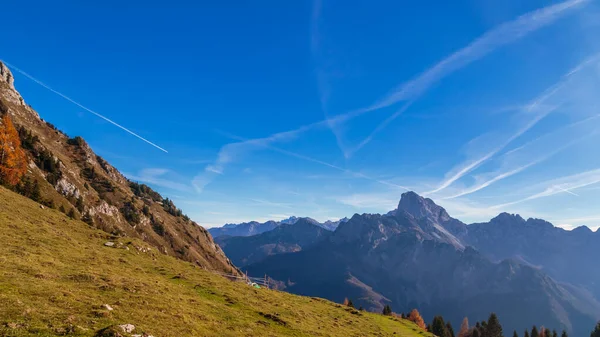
[0,186,432,336]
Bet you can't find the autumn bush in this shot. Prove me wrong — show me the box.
[0,114,27,186]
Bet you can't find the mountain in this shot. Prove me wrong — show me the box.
[463,212,600,298]
[209,220,281,238]
[209,216,348,238]
[215,218,331,267]
[246,192,600,336]
[0,185,433,337]
[0,61,237,275]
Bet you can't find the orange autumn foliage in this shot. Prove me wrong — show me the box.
[408,309,427,331]
[0,114,27,186]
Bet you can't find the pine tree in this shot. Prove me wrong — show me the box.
[473,329,481,337]
[531,326,539,337]
[67,208,76,219]
[382,305,392,316]
[0,114,27,186]
[447,322,455,337]
[431,316,449,337]
[513,331,519,337]
[31,179,40,202]
[485,313,503,337]
[459,317,470,337]
[524,329,530,337]
[560,330,568,337]
[552,330,557,337]
[347,299,354,308]
[75,196,84,213]
[591,322,600,337]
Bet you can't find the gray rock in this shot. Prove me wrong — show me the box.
[119,324,135,333]
[104,242,115,247]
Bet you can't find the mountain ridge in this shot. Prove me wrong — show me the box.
[243,191,600,336]
[0,61,238,275]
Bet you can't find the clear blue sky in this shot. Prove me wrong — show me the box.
[3,0,600,229]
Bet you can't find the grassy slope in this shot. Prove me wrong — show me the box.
[0,187,432,337]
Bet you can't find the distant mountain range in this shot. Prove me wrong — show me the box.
[209,216,348,238]
[214,218,331,267]
[218,191,600,336]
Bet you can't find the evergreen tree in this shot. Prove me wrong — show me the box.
[513,331,519,337]
[67,208,76,219]
[524,329,530,337]
[486,313,503,337]
[358,306,363,311]
[401,313,406,319]
[75,196,84,213]
[382,305,392,316]
[347,299,354,308]
[431,316,449,337]
[560,331,568,337]
[552,330,557,337]
[473,329,481,337]
[531,326,539,337]
[591,322,600,337]
[31,180,41,202]
[447,322,455,337]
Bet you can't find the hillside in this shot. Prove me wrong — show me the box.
[0,61,236,275]
[0,186,434,337]
[215,218,331,267]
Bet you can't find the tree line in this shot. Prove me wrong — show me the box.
[343,298,600,337]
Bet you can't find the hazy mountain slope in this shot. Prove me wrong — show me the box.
[0,61,236,274]
[209,216,348,238]
[209,220,280,238]
[215,218,331,267]
[463,213,600,298]
[0,186,434,337]
[247,192,600,336]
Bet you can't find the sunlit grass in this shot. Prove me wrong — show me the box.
[0,186,431,336]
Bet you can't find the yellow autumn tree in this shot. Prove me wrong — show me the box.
[0,114,27,186]
[408,309,427,331]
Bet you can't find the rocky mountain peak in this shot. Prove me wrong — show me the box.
[0,61,26,108]
[0,62,15,90]
[491,212,525,224]
[397,191,450,222]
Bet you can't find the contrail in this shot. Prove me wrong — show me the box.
[1,60,168,153]
[554,185,579,196]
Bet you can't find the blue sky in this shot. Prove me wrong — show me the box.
[3,0,600,229]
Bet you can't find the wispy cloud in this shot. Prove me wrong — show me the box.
[1,60,169,153]
[334,192,399,211]
[126,168,191,192]
[249,198,293,208]
[194,131,410,194]
[341,0,589,156]
[442,114,600,199]
[492,168,600,209]
[425,54,600,196]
